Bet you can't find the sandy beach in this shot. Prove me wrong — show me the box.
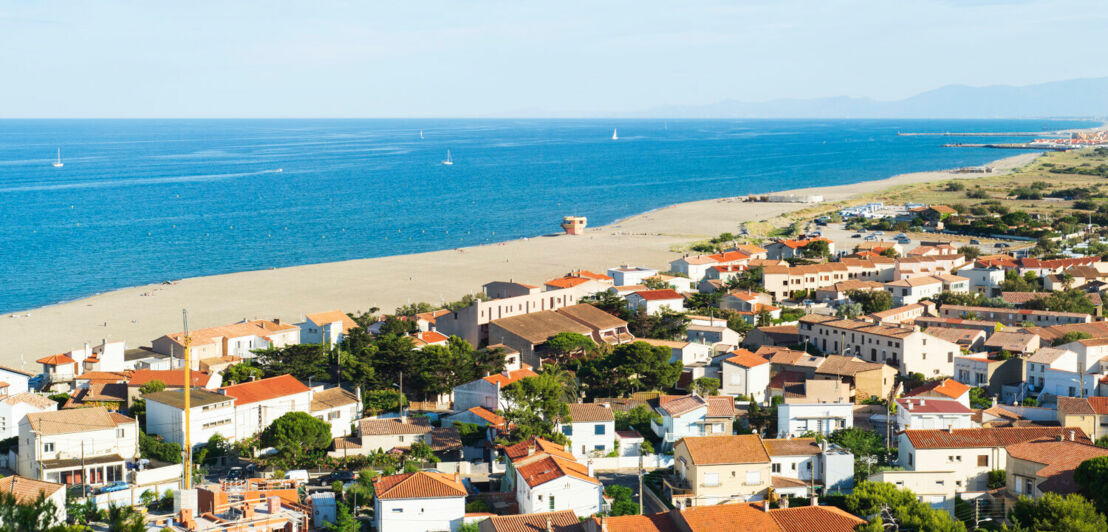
[0,152,1041,366]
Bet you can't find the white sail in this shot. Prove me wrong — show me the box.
[611,128,618,140]
[52,148,63,168]
[442,149,453,165]
[419,130,424,140]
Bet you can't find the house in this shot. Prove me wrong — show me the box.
[126,369,220,407]
[883,276,942,306]
[799,314,962,376]
[545,275,611,297]
[763,437,855,495]
[892,255,966,281]
[954,352,1023,395]
[298,310,358,347]
[651,395,735,449]
[583,503,865,532]
[556,304,634,346]
[220,375,312,440]
[0,393,57,440]
[151,319,301,366]
[0,365,34,396]
[669,255,725,282]
[960,264,1007,297]
[915,317,998,335]
[938,305,1092,327]
[410,330,450,349]
[626,290,686,315]
[866,302,934,325]
[479,511,583,532]
[1024,322,1108,345]
[0,476,67,526]
[507,438,603,517]
[781,379,852,405]
[1023,347,1096,398]
[815,280,886,303]
[757,347,824,379]
[309,387,362,439]
[373,471,467,532]
[686,325,741,352]
[897,426,1088,492]
[761,263,851,301]
[766,238,835,260]
[908,243,959,257]
[776,402,853,438]
[669,435,770,507]
[1056,397,1108,440]
[453,365,538,413]
[982,330,1040,354]
[557,403,616,459]
[637,338,713,366]
[927,327,987,352]
[607,266,660,286]
[895,398,975,430]
[704,264,749,284]
[720,350,771,403]
[354,416,433,453]
[811,355,897,401]
[868,469,958,513]
[904,378,971,408]
[741,325,799,349]
[17,407,138,486]
[412,309,453,332]
[487,311,592,366]
[435,284,580,346]
[144,389,237,450]
[1005,435,1108,499]
[35,353,78,390]
[720,290,774,313]
[935,274,970,294]
[444,406,506,442]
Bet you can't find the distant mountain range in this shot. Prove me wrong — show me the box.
[635,77,1108,119]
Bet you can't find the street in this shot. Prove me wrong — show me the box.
[596,471,668,514]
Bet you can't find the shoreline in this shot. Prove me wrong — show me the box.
[0,151,1041,365]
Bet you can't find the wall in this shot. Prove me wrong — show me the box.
[375,495,465,532]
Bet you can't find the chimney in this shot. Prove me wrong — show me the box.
[810,495,819,507]
[1058,435,1065,442]
[991,397,998,408]
[1070,430,1076,442]
[527,443,536,456]
[273,318,281,325]
[453,472,460,482]
[546,517,554,532]
[267,496,281,514]
[946,425,953,434]
[759,500,768,512]
[242,503,255,519]
[600,516,608,531]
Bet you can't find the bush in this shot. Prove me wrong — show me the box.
[987,469,1006,489]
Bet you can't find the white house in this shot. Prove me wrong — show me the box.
[17,407,138,486]
[452,366,538,413]
[884,276,943,306]
[626,289,686,315]
[144,389,237,450]
[686,325,742,352]
[799,314,962,377]
[720,349,771,403]
[651,395,735,449]
[219,375,312,441]
[151,319,301,367]
[776,402,853,438]
[557,403,616,459]
[0,393,57,440]
[373,471,467,532]
[636,338,713,366]
[904,378,971,409]
[0,365,34,396]
[513,447,602,517]
[299,310,359,347]
[895,398,975,431]
[310,387,362,439]
[763,437,856,494]
[960,264,1007,297]
[606,266,659,286]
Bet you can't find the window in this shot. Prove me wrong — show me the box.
[594,424,606,435]
[549,496,555,510]
[745,471,761,485]
[704,473,720,487]
[398,435,404,442]
[117,428,125,438]
[562,425,573,436]
[772,463,781,473]
[392,508,403,513]
[978,455,988,467]
[791,463,797,471]
[908,453,913,466]
[731,373,742,385]
[44,442,54,453]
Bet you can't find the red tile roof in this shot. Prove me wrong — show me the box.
[679,435,770,465]
[905,427,1088,449]
[467,406,506,427]
[1006,438,1108,494]
[545,277,592,289]
[769,505,867,532]
[220,374,309,405]
[896,398,973,414]
[373,471,466,499]
[724,349,770,368]
[905,378,970,400]
[517,455,599,488]
[593,514,681,532]
[0,476,64,505]
[678,503,780,532]
[502,437,574,462]
[128,369,212,388]
[480,511,583,532]
[36,354,75,366]
[483,365,538,387]
[631,289,684,301]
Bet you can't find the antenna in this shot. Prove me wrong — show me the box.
[182,309,192,491]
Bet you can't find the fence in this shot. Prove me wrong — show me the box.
[590,454,673,472]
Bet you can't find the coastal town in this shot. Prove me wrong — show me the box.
[1,146,1108,531]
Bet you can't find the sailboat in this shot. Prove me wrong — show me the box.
[442,150,454,166]
[52,149,64,168]
[611,128,619,141]
[419,130,424,140]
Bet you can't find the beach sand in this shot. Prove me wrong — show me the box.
[0,152,1040,366]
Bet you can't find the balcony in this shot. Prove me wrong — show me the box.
[662,474,695,499]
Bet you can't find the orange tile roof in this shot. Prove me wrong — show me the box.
[483,365,538,387]
[412,330,449,345]
[516,454,599,488]
[762,438,822,456]
[128,369,212,388]
[564,403,615,423]
[502,437,574,462]
[678,503,780,532]
[304,310,358,333]
[467,406,506,427]
[658,395,707,417]
[905,378,970,400]
[631,289,684,301]
[36,353,75,366]
[373,471,466,499]
[679,435,770,465]
[724,349,770,368]
[220,374,309,405]
[707,250,753,263]
[480,511,582,532]
[573,270,613,282]
[1006,438,1108,494]
[593,514,680,532]
[545,277,592,289]
[160,319,299,348]
[905,427,1088,449]
[358,417,433,436]
[769,505,867,532]
[74,371,129,382]
[0,476,64,505]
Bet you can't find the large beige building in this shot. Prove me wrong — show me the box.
[436,284,580,346]
[670,435,771,507]
[798,315,961,376]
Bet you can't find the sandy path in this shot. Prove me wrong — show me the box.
[0,152,1039,366]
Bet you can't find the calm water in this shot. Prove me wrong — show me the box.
[0,119,1094,313]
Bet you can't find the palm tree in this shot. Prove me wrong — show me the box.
[105,504,145,532]
[0,491,61,532]
[540,364,580,403]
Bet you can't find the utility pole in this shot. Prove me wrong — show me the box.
[183,309,192,491]
[974,498,980,530]
[81,441,86,499]
[638,453,644,514]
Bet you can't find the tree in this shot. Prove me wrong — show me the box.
[643,276,670,290]
[362,389,407,416]
[140,430,182,464]
[1026,289,1097,315]
[1056,331,1094,347]
[542,332,596,365]
[846,289,893,314]
[880,247,899,258]
[139,379,166,395]
[1075,455,1108,513]
[957,245,981,260]
[105,504,145,532]
[578,342,682,398]
[828,428,890,482]
[499,374,569,444]
[1000,269,1038,292]
[614,405,660,436]
[253,344,331,383]
[1008,492,1107,532]
[394,302,436,317]
[221,364,264,385]
[604,485,640,516]
[968,387,992,409]
[377,315,418,336]
[728,266,764,292]
[801,240,830,259]
[323,501,359,532]
[1096,435,1108,449]
[835,302,864,319]
[0,490,63,532]
[260,412,333,465]
[846,481,966,532]
[690,377,720,396]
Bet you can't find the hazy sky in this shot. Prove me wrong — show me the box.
[2,0,1106,118]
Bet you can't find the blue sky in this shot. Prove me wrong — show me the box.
[1,0,1105,118]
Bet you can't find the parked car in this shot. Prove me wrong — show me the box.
[851,233,862,238]
[970,239,981,245]
[995,242,1010,248]
[317,470,356,486]
[225,467,245,481]
[98,481,129,495]
[285,470,310,484]
[896,236,911,244]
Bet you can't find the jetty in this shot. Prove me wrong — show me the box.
[942,142,1068,151]
[898,131,1066,137]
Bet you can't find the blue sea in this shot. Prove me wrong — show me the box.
[0,118,1095,314]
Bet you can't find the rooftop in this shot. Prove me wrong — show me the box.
[904,378,970,400]
[631,289,684,301]
[564,403,614,423]
[220,374,310,405]
[489,311,591,344]
[905,427,1088,449]
[680,434,770,465]
[143,389,233,410]
[373,471,466,500]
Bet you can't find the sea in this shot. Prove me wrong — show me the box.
[0,118,1095,314]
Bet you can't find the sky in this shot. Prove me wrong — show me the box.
[1,0,1106,118]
